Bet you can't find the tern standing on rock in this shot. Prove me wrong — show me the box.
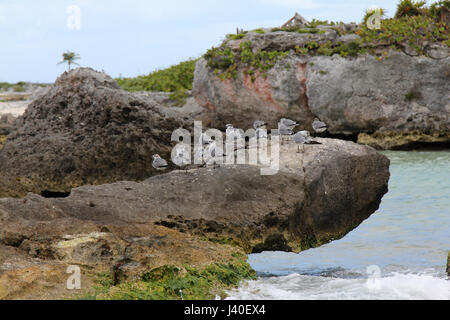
[312,118,327,134]
[225,124,243,141]
[173,145,191,168]
[294,130,315,153]
[254,120,268,139]
[280,118,298,129]
[198,132,211,146]
[204,138,226,168]
[253,120,267,130]
[152,154,168,170]
[278,118,297,145]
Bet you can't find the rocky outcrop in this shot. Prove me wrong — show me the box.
[0,65,390,298]
[0,68,204,197]
[0,138,389,270]
[0,137,389,298]
[192,29,450,149]
[307,52,450,144]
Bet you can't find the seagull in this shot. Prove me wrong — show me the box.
[278,123,294,136]
[293,130,320,152]
[204,139,226,167]
[254,120,268,139]
[195,132,212,163]
[256,127,268,139]
[312,118,327,133]
[225,124,243,141]
[173,145,191,167]
[280,118,298,129]
[152,154,168,170]
[253,120,267,130]
[278,122,294,145]
[198,132,211,146]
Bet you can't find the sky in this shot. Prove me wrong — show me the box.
[0,0,438,83]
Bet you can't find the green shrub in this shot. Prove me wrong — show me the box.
[116,59,197,93]
[271,26,319,34]
[430,0,450,20]
[12,84,25,92]
[395,0,426,18]
[228,33,246,40]
[309,19,330,27]
[205,41,288,80]
[356,14,448,54]
[0,82,26,92]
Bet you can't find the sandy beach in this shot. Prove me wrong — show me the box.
[0,100,29,117]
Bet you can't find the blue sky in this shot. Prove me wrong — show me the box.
[0,0,436,83]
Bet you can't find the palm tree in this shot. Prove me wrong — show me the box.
[58,51,80,71]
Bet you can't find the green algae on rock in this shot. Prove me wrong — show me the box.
[80,253,256,300]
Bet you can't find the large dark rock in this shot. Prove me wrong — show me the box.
[0,138,389,255]
[0,68,204,197]
[0,137,389,298]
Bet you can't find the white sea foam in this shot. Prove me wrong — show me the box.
[226,272,450,300]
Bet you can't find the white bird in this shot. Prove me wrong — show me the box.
[312,118,327,133]
[152,154,168,170]
[280,118,298,129]
[198,132,211,146]
[173,145,191,167]
[256,127,268,139]
[294,130,322,152]
[254,120,268,139]
[204,139,226,167]
[225,124,243,141]
[253,120,267,130]
[278,123,294,136]
[278,122,294,145]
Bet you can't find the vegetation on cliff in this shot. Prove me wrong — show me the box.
[113,1,448,93]
[204,0,449,79]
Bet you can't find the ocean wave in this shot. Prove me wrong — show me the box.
[226,271,450,300]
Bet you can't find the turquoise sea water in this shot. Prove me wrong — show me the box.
[228,151,450,300]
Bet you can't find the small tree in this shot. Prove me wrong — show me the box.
[58,51,80,71]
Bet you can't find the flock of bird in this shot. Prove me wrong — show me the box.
[152,118,328,170]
